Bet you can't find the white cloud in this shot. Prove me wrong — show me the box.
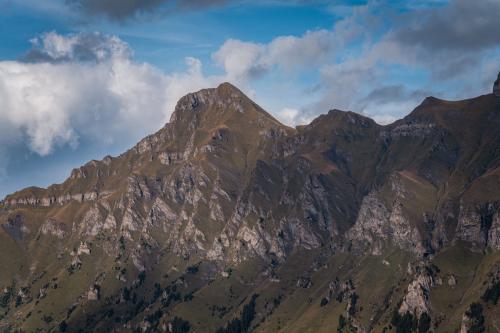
[212,29,336,85]
[0,32,220,158]
[212,39,266,83]
[277,107,299,126]
[263,30,333,70]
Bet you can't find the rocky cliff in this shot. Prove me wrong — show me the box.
[0,83,499,333]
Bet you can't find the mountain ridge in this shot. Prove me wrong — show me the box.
[4,85,498,206]
[0,82,499,333]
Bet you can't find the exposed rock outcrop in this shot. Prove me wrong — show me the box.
[87,284,100,301]
[347,179,425,255]
[456,202,500,250]
[1,82,499,332]
[399,272,433,319]
[40,219,66,239]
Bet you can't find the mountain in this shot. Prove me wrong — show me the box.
[0,82,499,333]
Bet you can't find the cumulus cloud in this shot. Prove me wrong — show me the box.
[212,39,266,83]
[263,30,334,70]
[0,32,218,157]
[213,29,336,84]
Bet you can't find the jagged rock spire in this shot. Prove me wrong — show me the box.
[494,72,500,97]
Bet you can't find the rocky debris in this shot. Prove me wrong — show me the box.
[40,219,66,239]
[296,277,312,289]
[324,278,355,305]
[447,274,457,287]
[17,287,32,305]
[399,272,434,319]
[77,242,91,256]
[69,256,82,272]
[87,284,100,301]
[494,72,500,97]
[37,286,48,300]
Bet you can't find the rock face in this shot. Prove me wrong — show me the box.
[455,203,500,250]
[0,82,499,332]
[399,272,433,318]
[494,72,500,97]
[87,285,100,301]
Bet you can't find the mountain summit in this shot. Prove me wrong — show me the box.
[0,83,499,332]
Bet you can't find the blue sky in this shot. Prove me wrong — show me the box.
[0,0,499,198]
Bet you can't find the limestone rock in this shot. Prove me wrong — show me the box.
[87,285,100,301]
[456,203,500,250]
[1,82,500,332]
[40,219,66,239]
[77,242,91,256]
[296,277,312,288]
[347,189,424,255]
[447,274,457,286]
[399,273,433,319]
[460,313,471,333]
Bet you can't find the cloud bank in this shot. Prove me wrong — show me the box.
[0,32,217,158]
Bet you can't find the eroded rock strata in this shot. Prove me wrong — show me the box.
[0,82,499,332]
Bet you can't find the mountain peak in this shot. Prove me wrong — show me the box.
[215,81,242,94]
[1,81,500,333]
[169,82,284,131]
